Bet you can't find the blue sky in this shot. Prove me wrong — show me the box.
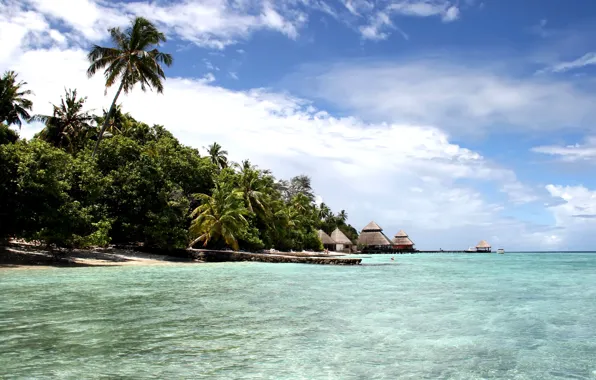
[3,0,596,250]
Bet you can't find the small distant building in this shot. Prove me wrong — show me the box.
[392,230,415,251]
[357,221,393,250]
[318,230,335,251]
[331,228,355,253]
[476,240,491,252]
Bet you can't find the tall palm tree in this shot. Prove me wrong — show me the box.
[34,89,95,153]
[189,185,248,250]
[206,142,228,169]
[0,71,33,128]
[87,17,173,157]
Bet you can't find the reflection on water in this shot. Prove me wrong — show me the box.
[1,253,596,379]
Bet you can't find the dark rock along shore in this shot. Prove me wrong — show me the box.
[190,250,362,265]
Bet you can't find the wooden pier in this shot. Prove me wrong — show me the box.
[416,250,478,254]
[360,249,487,254]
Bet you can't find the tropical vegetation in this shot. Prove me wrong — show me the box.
[0,17,358,253]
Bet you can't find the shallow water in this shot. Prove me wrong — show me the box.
[1,253,596,379]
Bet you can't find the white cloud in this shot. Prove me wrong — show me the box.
[532,137,596,162]
[291,59,596,134]
[353,0,461,40]
[442,5,460,22]
[201,73,217,83]
[540,52,596,74]
[388,0,458,21]
[124,0,307,49]
[8,0,308,50]
[359,12,394,41]
[24,0,129,41]
[544,184,596,249]
[342,0,374,16]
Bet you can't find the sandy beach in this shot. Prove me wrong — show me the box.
[0,243,193,269]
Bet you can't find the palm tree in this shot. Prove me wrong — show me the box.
[290,174,314,201]
[235,160,266,214]
[0,71,33,128]
[34,89,95,153]
[318,202,332,220]
[189,185,248,250]
[206,142,228,169]
[337,210,348,224]
[87,17,173,157]
[95,104,126,137]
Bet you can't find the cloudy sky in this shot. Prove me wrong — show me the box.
[4,0,596,250]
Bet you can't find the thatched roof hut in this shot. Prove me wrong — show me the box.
[358,221,393,246]
[318,230,335,246]
[331,228,352,245]
[476,240,491,252]
[392,229,414,248]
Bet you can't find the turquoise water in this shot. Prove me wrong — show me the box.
[1,253,596,379]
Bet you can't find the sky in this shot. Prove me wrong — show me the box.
[3,0,596,250]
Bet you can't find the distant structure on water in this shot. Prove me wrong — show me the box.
[357,221,392,249]
[475,240,491,252]
[392,230,415,252]
[358,221,415,253]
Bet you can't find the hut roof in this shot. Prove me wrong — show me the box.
[318,230,335,245]
[392,236,414,246]
[358,231,393,246]
[362,221,383,232]
[395,229,408,238]
[476,240,491,248]
[331,228,352,245]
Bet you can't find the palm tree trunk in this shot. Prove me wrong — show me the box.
[91,80,126,157]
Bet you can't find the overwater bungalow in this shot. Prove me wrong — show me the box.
[357,221,393,251]
[318,230,335,251]
[392,230,415,251]
[331,228,355,253]
[476,240,491,252]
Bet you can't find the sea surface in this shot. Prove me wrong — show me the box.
[1,253,596,379]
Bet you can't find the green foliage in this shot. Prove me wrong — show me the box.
[74,218,113,248]
[0,71,33,128]
[0,140,103,247]
[0,123,18,145]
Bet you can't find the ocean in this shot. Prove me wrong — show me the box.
[1,253,596,379]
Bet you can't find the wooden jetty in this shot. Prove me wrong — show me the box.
[361,249,489,254]
[416,250,477,254]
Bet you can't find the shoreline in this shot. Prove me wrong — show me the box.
[1,243,362,269]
